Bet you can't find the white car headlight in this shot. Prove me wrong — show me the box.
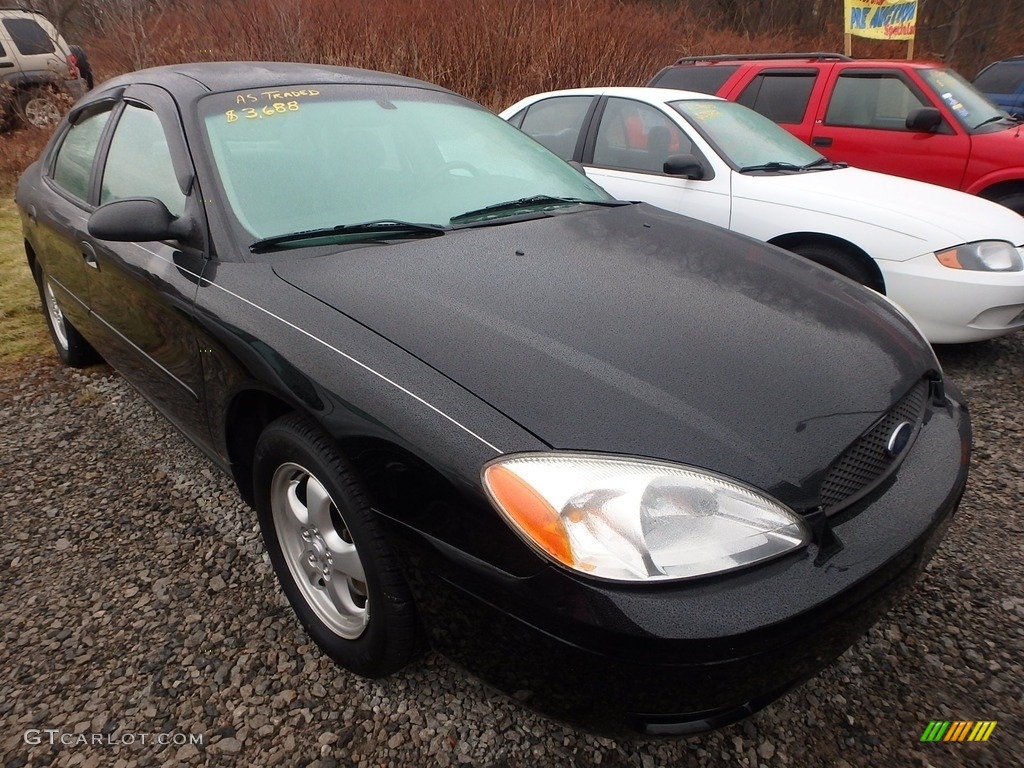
[936,240,1023,271]
[482,453,810,582]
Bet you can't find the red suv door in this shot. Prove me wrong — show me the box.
[808,67,970,189]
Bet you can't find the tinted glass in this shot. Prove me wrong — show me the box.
[825,74,926,129]
[594,98,694,173]
[2,18,55,55]
[920,68,1007,130]
[200,86,610,240]
[101,105,186,216]
[519,96,592,160]
[737,72,816,124]
[974,62,1024,93]
[52,109,111,200]
[649,65,739,94]
[672,99,822,170]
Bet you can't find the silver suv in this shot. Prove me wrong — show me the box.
[1,5,90,129]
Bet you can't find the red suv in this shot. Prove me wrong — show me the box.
[649,53,1024,214]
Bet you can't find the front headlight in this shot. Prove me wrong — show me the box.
[936,240,1022,271]
[482,452,810,582]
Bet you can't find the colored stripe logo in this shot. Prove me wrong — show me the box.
[920,721,997,742]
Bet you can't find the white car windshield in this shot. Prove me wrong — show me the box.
[670,99,825,172]
[200,85,611,243]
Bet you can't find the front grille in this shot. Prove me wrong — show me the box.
[818,379,929,514]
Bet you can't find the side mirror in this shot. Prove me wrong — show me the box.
[905,107,943,132]
[663,154,705,179]
[88,198,191,242]
[568,160,587,175]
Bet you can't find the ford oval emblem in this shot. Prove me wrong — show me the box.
[886,422,913,458]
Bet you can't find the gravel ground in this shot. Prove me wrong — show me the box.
[1,334,1022,768]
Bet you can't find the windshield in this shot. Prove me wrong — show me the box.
[669,99,824,171]
[918,68,1009,130]
[199,85,611,241]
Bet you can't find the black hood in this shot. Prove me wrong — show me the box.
[274,203,938,509]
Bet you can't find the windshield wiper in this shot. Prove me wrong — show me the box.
[250,220,447,253]
[738,161,803,174]
[800,157,837,171]
[973,114,1012,129]
[449,196,625,225]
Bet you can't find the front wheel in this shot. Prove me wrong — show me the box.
[992,190,1024,217]
[787,242,882,293]
[253,414,419,677]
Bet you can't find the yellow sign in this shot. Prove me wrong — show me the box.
[844,0,917,41]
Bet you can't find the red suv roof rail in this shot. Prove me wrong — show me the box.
[673,52,852,65]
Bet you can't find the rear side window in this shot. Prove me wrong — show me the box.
[518,96,593,160]
[648,65,739,95]
[52,109,112,201]
[737,72,817,124]
[825,73,927,130]
[974,62,1024,93]
[2,18,55,55]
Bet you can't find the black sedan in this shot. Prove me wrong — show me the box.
[16,62,970,736]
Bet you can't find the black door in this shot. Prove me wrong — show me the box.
[82,85,213,445]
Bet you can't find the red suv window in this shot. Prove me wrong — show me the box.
[736,71,818,124]
[649,65,740,95]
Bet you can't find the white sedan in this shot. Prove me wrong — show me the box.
[501,87,1024,343]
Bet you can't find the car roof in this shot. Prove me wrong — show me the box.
[661,56,946,71]
[515,86,724,104]
[91,61,453,102]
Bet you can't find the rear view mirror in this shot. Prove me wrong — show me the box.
[905,107,943,132]
[89,198,191,242]
[663,154,705,179]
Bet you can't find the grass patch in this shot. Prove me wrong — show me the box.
[0,193,50,364]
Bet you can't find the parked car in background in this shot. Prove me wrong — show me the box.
[0,5,90,129]
[17,62,970,736]
[502,86,1024,343]
[647,53,1024,215]
[974,55,1024,118]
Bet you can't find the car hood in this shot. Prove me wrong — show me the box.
[274,203,938,509]
[733,166,1024,250]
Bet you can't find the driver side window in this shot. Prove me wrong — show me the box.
[593,98,695,174]
[101,104,186,216]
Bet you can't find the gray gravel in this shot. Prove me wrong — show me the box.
[2,334,1023,768]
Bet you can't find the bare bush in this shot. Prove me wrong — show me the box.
[0,127,53,188]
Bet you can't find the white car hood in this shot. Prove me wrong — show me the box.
[733,166,1024,251]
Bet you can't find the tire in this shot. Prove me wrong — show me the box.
[37,269,99,368]
[253,414,419,677]
[17,86,64,129]
[992,191,1024,217]
[69,45,94,90]
[787,241,882,292]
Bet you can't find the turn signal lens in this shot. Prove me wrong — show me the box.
[482,464,573,566]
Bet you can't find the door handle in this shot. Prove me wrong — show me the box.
[81,241,99,270]
[0,62,14,69]
[812,136,833,147]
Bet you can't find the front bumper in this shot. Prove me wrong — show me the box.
[880,252,1024,343]
[396,388,969,736]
